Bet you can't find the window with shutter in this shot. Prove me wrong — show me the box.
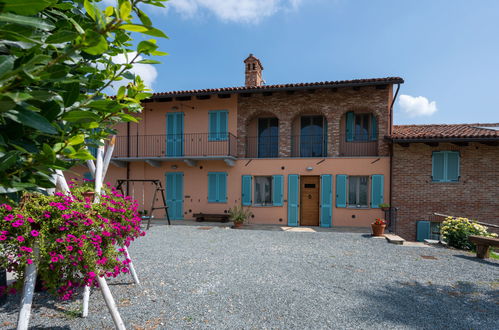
[208,172,227,203]
[432,151,460,182]
[208,110,228,141]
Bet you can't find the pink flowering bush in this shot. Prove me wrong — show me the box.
[0,179,145,300]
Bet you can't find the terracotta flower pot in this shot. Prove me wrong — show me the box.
[232,221,243,229]
[82,191,95,201]
[371,224,386,237]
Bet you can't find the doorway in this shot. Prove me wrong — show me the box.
[300,176,320,226]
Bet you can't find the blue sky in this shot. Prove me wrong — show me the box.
[109,0,499,125]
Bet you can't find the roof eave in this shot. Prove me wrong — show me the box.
[386,137,499,143]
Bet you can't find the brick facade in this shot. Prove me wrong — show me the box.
[392,142,499,240]
[237,86,392,158]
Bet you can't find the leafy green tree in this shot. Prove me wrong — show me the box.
[0,0,167,199]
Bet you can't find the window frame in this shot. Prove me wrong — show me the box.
[432,151,460,183]
[253,176,273,206]
[347,175,370,208]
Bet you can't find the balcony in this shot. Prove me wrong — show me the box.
[245,135,328,158]
[339,133,378,157]
[112,133,238,167]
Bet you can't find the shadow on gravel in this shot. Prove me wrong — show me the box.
[453,254,499,267]
[357,281,499,328]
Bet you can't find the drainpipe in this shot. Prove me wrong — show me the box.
[389,83,400,232]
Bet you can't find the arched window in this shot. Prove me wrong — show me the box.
[345,112,377,142]
[300,116,327,157]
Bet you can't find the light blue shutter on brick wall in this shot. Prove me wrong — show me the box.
[336,174,347,208]
[417,221,431,242]
[370,114,377,141]
[370,174,384,208]
[446,151,460,182]
[346,112,355,142]
[287,174,299,226]
[320,175,332,227]
[241,175,252,206]
[432,152,445,181]
[272,175,283,206]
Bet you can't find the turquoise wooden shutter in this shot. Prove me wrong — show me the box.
[219,172,227,202]
[335,174,347,208]
[166,172,183,220]
[167,112,184,156]
[432,152,445,182]
[209,111,218,141]
[287,174,299,226]
[272,175,284,206]
[370,114,377,141]
[446,151,460,182]
[417,221,431,242]
[346,112,355,142]
[174,173,183,219]
[219,111,228,141]
[83,171,93,180]
[208,173,218,202]
[370,174,384,208]
[241,175,252,206]
[320,175,333,227]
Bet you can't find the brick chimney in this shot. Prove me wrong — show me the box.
[244,54,264,87]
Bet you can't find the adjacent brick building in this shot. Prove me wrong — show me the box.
[389,124,499,240]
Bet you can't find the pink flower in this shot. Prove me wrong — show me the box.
[16,236,24,242]
[1,204,12,211]
[0,235,6,241]
[27,217,35,223]
[51,256,59,263]
[20,247,33,253]
[43,212,51,218]
[27,259,33,265]
[88,271,96,278]
[66,246,73,251]
[56,238,64,243]
[31,230,39,237]
[4,214,14,221]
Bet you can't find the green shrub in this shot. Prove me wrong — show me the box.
[441,217,497,250]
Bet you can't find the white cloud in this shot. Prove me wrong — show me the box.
[398,94,437,117]
[169,0,303,23]
[108,52,158,92]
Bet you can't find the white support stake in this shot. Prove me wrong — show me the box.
[16,245,39,330]
[102,136,116,180]
[97,276,126,330]
[55,169,70,193]
[123,246,139,285]
[82,285,90,317]
[86,159,96,178]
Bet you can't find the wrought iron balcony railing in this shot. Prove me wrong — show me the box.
[113,133,238,158]
[339,133,378,156]
[246,135,328,158]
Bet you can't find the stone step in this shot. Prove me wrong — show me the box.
[384,234,405,245]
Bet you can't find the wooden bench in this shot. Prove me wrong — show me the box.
[193,213,230,223]
[468,235,499,259]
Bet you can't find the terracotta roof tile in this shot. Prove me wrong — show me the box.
[391,123,499,141]
[151,77,404,97]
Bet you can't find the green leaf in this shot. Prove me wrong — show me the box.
[40,64,69,80]
[119,24,148,32]
[42,143,56,162]
[4,92,32,103]
[136,59,161,64]
[143,27,168,39]
[46,30,78,43]
[63,110,99,123]
[119,1,132,19]
[104,6,114,17]
[150,50,169,56]
[119,113,139,123]
[0,151,19,171]
[62,82,80,107]
[0,0,52,15]
[10,109,58,134]
[84,0,96,20]
[67,134,85,146]
[0,12,55,31]
[137,40,158,53]
[82,32,108,55]
[0,55,15,79]
[68,17,84,34]
[137,9,152,26]
[68,149,95,160]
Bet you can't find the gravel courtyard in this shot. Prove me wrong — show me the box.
[1,225,498,329]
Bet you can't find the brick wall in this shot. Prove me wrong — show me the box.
[392,142,499,240]
[237,86,392,158]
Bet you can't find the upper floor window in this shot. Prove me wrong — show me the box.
[346,112,377,142]
[209,110,228,141]
[300,115,327,157]
[258,117,278,158]
[432,151,460,182]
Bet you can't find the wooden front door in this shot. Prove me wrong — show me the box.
[300,176,320,226]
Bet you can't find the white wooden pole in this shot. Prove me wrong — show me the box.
[97,276,126,330]
[86,159,96,178]
[16,245,39,330]
[82,286,90,317]
[55,169,70,193]
[123,246,139,285]
[101,135,116,180]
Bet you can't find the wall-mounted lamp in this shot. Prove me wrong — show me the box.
[306,166,313,171]
[171,165,178,169]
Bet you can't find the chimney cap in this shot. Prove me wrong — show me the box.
[243,53,264,70]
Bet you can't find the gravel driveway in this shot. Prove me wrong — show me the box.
[1,225,498,329]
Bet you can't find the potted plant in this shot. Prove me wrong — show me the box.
[228,205,252,228]
[379,203,390,211]
[371,218,387,236]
